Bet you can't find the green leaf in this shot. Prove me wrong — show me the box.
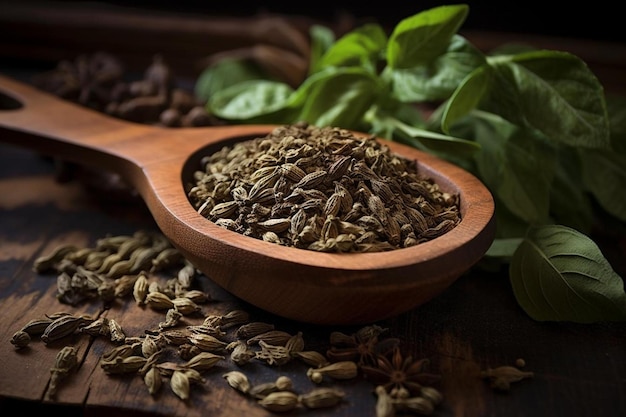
[549,148,594,233]
[309,24,336,76]
[386,4,469,69]
[441,64,492,133]
[207,80,297,123]
[313,23,387,74]
[485,237,524,259]
[510,225,626,323]
[194,58,268,102]
[580,148,626,222]
[295,67,380,128]
[385,34,486,102]
[484,50,610,149]
[469,113,556,224]
[606,94,626,153]
[393,119,481,157]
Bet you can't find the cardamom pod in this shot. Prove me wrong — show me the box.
[299,387,345,409]
[223,370,250,394]
[48,345,78,398]
[258,391,299,413]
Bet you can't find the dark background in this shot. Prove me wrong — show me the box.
[94,1,625,42]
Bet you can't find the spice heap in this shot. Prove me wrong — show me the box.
[188,122,461,253]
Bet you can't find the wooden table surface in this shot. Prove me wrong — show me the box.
[0,5,625,417]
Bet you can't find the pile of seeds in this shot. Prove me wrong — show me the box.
[10,230,532,414]
[187,122,461,253]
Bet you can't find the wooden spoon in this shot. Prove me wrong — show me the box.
[0,73,496,325]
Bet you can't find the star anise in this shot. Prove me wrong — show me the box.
[326,325,399,366]
[361,346,441,395]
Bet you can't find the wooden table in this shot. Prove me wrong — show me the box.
[0,5,625,417]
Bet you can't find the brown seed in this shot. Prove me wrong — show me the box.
[223,370,250,394]
[10,330,31,349]
[258,391,299,412]
[170,370,190,400]
[48,346,78,398]
[299,387,345,409]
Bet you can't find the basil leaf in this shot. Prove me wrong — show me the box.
[385,34,486,102]
[208,80,297,122]
[441,64,492,134]
[607,94,626,153]
[510,225,626,323]
[484,50,610,149]
[581,148,626,222]
[313,23,387,74]
[386,4,469,69]
[469,113,555,224]
[295,68,380,128]
[194,58,268,102]
[309,24,336,75]
[493,194,532,239]
[549,148,594,233]
[485,237,524,259]
[393,119,481,157]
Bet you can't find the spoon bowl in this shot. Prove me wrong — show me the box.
[0,73,496,324]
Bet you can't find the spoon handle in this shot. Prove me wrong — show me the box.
[0,73,157,167]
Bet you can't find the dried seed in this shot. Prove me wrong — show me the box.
[33,244,77,273]
[250,381,280,399]
[142,335,160,358]
[94,253,122,274]
[189,333,228,352]
[247,330,292,346]
[308,361,358,381]
[285,331,305,353]
[420,386,444,405]
[299,387,345,409]
[10,330,31,349]
[394,396,435,415]
[170,370,190,400]
[184,352,224,372]
[41,314,92,344]
[133,272,149,305]
[144,365,162,395]
[48,346,78,398]
[256,341,292,366]
[236,322,275,339]
[19,318,54,336]
[151,247,184,272]
[146,291,175,310]
[101,342,142,362]
[279,163,306,182]
[209,201,239,219]
[223,370,250,394]
[100,355,147,374]
[79,317,110,337]
[172,297,202,315]
[292,350,330,367]
[115,273,139,297]
[258,391,299,413]
[109,319,126,344]
[295,170,326,189]
[226,340,256,366]
[375,386,396,417]
[255,218,291,233]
